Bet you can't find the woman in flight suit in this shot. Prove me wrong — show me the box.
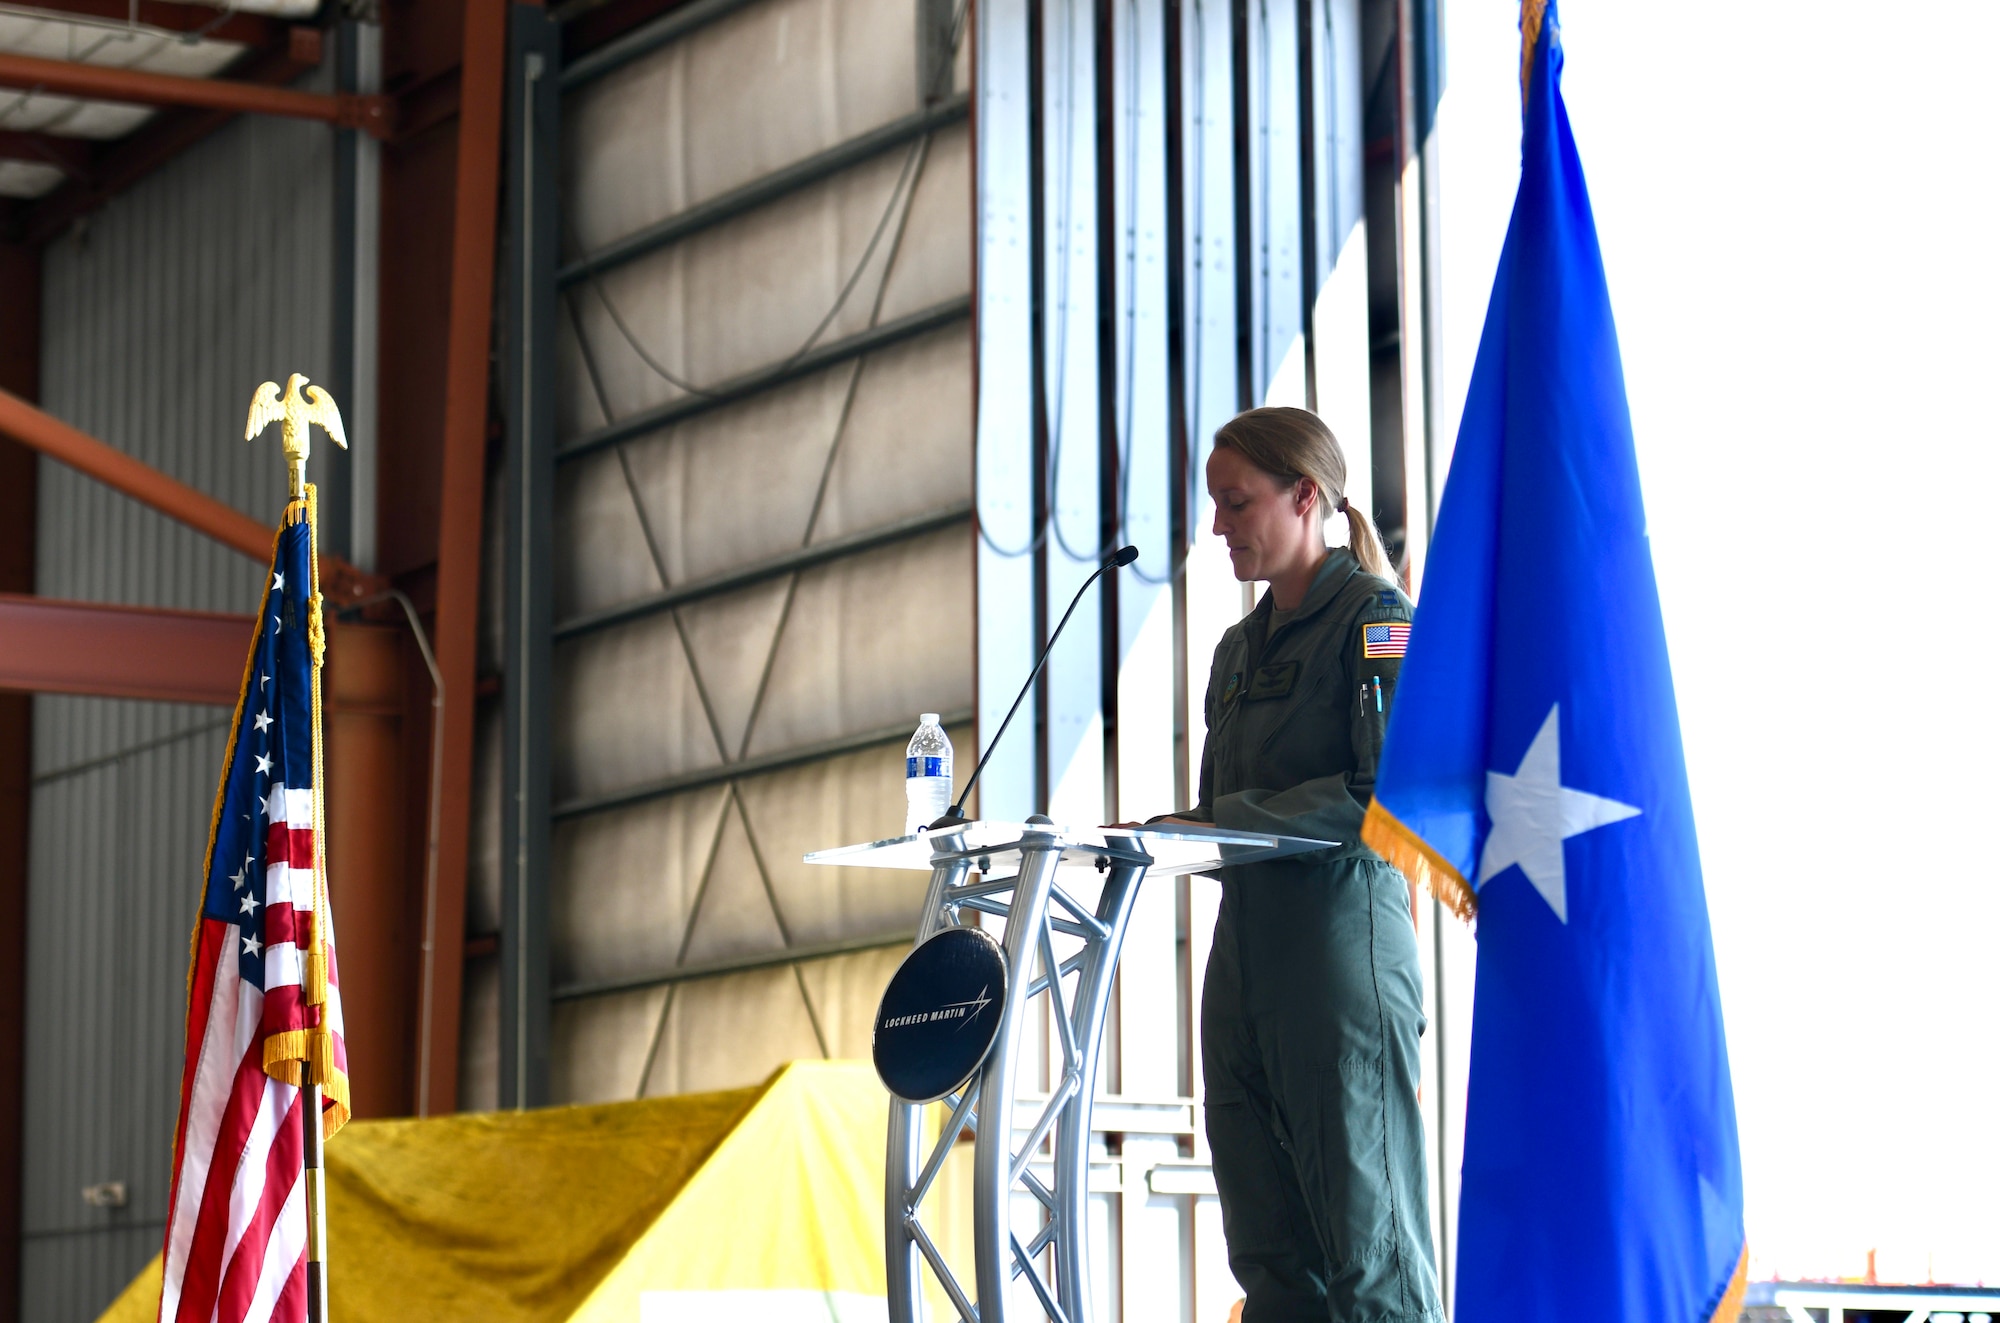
[1156,406,1442,1322]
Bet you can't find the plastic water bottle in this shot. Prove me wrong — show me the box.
[905,714,953,835]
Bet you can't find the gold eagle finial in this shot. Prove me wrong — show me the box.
[246,373,347,499]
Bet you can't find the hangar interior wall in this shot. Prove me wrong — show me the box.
[25,85,338,1323]
[458,0,979,1110]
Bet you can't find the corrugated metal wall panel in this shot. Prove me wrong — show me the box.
[536,0,973,1103]
[26,72,336,1319]
[21,1227,161,1323]
[37,84,333,617]
[26,699,226,784]
[21,725,228,1322]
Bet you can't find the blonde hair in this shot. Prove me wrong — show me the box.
[1213,406,1393,581]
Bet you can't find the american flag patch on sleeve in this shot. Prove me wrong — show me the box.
[1363,623,1411,658]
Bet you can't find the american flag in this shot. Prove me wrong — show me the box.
[1364,622,1412,658]
[159,499,349,1323]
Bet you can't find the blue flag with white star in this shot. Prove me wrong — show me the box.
[1359,4,1746,1320]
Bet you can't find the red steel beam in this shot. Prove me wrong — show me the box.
[0,50,391,138]
[0,595,250,705]
[0,387,268,557]
[0,388,382,603]
[417,0,508,1116]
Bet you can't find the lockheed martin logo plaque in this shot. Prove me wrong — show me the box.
[872,926,1008,1103]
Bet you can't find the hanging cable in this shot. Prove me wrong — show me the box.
[567,0,971,406]
[580,127,928,399]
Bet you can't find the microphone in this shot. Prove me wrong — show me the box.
[933,545,1140,828]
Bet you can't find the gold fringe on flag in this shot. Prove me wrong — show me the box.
[312,1031,351,1137]
[304,482,349,1139]
[260,1030,350,1134]
[1708,1243,1750,1323]
[1520,0,1549,105]
[1361,800,1478,923]
[263,1031,310,1084]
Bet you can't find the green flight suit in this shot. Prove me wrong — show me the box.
[1189,547,1442,1323]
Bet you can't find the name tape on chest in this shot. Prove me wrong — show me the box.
[1363,622,1411,658]
[1244,660,1300,701]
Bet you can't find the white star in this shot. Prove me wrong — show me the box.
[239,893,260,916]
[230,861,247,889]
[1476,705,1642,923]
[253,710,272,733]
[273,572,284,592]
[254,753,273,776]
[260,672,270,688]
[241,933,263,958]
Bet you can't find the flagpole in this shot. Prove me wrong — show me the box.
[303,1061,328,1322]
[303,475,332,1323]
[246,376,350,1322]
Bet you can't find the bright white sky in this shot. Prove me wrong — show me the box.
[1435,0,2000,1285]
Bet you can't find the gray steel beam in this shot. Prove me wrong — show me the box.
[558,95,969,290]
[552,931,918,1003]
[557,295,972,464]
[552,707,975,822]
[500,3,561,1111]
[559,0,763,89]
[554,503,972,642]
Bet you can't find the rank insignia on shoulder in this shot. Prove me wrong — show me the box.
[1377,589,1399,607]
[1363,623,1410,658]
[1222,671,1242,704]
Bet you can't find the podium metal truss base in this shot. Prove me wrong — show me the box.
[808,821,1327,1323]
[886,830,1142,1323]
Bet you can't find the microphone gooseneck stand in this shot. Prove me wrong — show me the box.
[932,544,1138,828]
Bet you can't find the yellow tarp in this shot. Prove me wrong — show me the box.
[99,1061,889,1322]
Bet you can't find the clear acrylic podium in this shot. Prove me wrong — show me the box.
[806,819,1333,1323]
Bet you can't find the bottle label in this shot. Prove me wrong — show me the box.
[906,757,946,778]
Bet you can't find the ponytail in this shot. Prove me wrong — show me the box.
[1342,501,1393,581]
